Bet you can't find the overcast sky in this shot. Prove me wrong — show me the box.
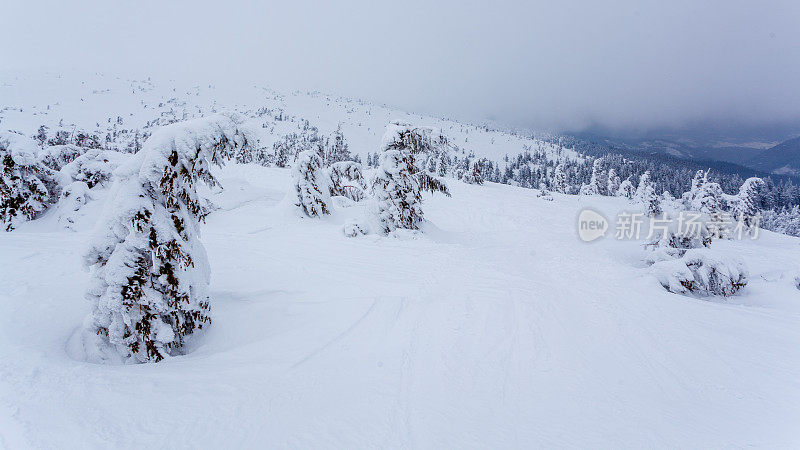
[2,0,799,135]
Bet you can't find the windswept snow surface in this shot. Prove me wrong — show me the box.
[1,164,799,448]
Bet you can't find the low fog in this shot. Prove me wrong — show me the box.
[3,0,799,134]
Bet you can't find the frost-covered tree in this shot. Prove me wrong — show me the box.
[644,214,711,263]
[635,171,661,216]
[580,158,606,195]
[0,132,51,231]
[326,124,351,164]
[761,205,800,237]
[373,150,423,233]
[293,149,330,217]
[59,148,129,189]
[618,178,635,200]
[552,164,568,194]
[461,160,484,185]
[537,182,553,201]
[370,124,450,233]
[732,177,764,231]
[695,178,724,215]
[651,250,748,297]
[39,144,84,171]
[607,168,621,196]
[683,169,706,207]
[56,181,91,230]
[82,115,252,363]
[590,158,606,195]
[329,160,366,202]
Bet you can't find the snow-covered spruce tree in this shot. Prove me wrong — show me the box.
[83,115,252,363]
[326,124,351,164]
[634,171,662,215]
[732,177,764,231]
[552,164,568,194]
[0,132,51,231]
[761,205,800,237]
[293,149,330,217]
[329,160,366,202]
[618,178,635,200]
[370,124,451,233]
[607,168,621,196]
[682,169,706,208]
[580,158,606,195]
[694,175,724,215]
[589,158,606,195]
[461,159,484,185]
[373,150,423,232]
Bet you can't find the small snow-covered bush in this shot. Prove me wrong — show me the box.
[329,161,366,202]
[343,218,368,237]
[39,144,84,171]
[293,149,330,217]
[56,181,91,230]
[644,214,711,263]
[537,182,553,201]
[83,115,251,363]
[0,132,52,231]
[651,250,748,297]
[59,148,129,188]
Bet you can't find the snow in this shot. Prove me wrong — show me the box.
[0,71,575,165]
[2,163,800,447]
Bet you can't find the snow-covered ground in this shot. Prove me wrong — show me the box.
[0,71,570,163]
[2,163,799,448]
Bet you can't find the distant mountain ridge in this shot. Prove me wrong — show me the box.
[569,131,800,177]
[747,136,800,176]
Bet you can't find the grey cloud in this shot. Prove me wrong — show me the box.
[2,0,799,134]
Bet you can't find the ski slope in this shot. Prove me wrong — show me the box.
[2,164,799,448]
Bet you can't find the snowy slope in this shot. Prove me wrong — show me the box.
[0,71,572,163]
[2,163,799,448]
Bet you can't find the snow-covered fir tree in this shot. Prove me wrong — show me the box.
[0,132,51,231]
[293,149,330,217]
[618,178,635,200]
[635,171,662,216]
[329,160,366,202]
[371,124,451,233]
[683,169,706,208]
[461,160,484,185]
[694,174,724,215]
[82,115,252,363]
[732,177,764,231]
[373,149,423,233]
[326,124,351,164]
[761,205,800,237]
[580,158,606,196]
[552,164,568,194]
[607,168,621,196]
